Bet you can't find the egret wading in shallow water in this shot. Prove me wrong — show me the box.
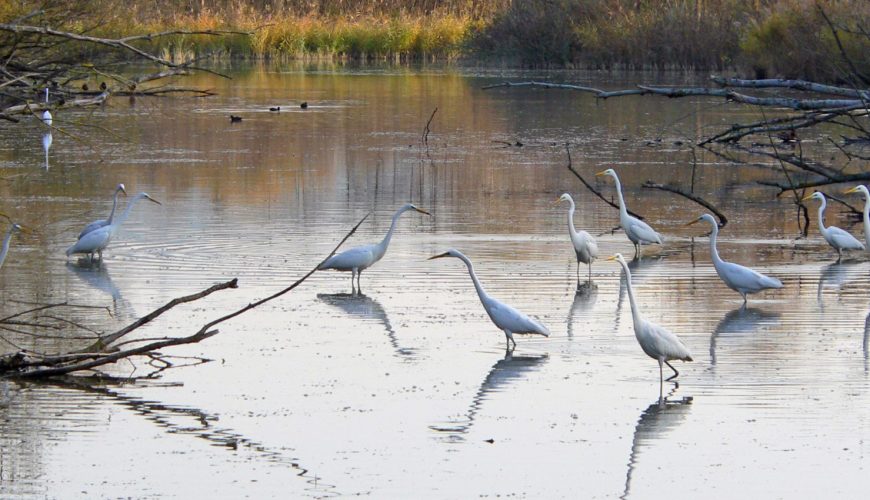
[802,191,864,260]
[66,192,161,262]
[77,183,127,239]
[595,169,662,258]
[318,203,430,290]
[844,185,870,249]
[608,253,692,387]
[42,88,52,126]
[0,222,25,270]
[428,249,550,350]
[555,193,598,281]
[686,214,783,304]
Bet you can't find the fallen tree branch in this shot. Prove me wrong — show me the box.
[641,182,728,227]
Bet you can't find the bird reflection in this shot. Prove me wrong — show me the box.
[42,132,52,169]
[66,261,134,319]
[621,386,693,499]
[568,281,597,338]
[864,311,870,375]
[710,306,780,365]
[817,261,863,307]
[317,292,416,358]
[430,349,548,437]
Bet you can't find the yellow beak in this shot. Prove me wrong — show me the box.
[595,170,608,176]
[683,219,700,227]
[800,193,816,201]
[844,187,860,195]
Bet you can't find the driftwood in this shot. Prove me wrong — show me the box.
[641,182,728,227]
[0,214,369,379]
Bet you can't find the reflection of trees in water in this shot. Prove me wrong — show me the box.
[66,261,136,321]
[430,349,548,437]
[621,386,693,500]
[0,378,337,498]
[710,306,780,366]
[317,292,416,358]
[567,281,597,338]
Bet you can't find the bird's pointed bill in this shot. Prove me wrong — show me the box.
[683,218,701,227]
[146,195,163,205]
[595,170,608,176]
[415,207,432,216]
[427,252,450,260]
[844,186,860,195]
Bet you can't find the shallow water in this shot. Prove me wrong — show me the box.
[1,63,869,498]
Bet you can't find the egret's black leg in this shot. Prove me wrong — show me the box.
[664,360,679,381]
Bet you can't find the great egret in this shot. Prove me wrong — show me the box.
[77,183,127,239]
[844,185,870,249]
[428,249,550,349]
[0,222,24,269]
[802,191,864,260]
[686,213,783,303]
[42,88,52,126]
[608,253,692,385]
[555,193,599,281]
[318,203,430,289]
[595,169,662,257]
[66,192,161,261]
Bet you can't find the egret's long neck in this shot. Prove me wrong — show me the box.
[376,207,408,259]
[44,88,49,104]
[618,261,643,326]
[816,198,827,232]
[566,199,578,237]
[113,195,143,230]
[457,253,490,305]
[0,227,13,268]
[862,194,870,244]
[107,190,121,224]
[612,175,629,219]
[707,221,724,266]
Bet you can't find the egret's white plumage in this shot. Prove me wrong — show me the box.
[803,191,864,260]
[429,249,550,349]
[318,203,430,288]
[66,192,161,261]
[556,193,599,281]
[0,223,23,270]
[609,253,692,385]
[844,185,870,249]
[596,169,662,257]
[42,88,52,126]
[687,214,783,303]
[78,183,127,239]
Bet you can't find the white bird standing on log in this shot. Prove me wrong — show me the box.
[318,203,430,289]
[608,253,692,387]
[428,249,549,350]
[42,88,52,126]
[66,192,161,261]
[686,214,783,304]
[844,185,870,249]
[555,193,598,281]
[596,168,662,257]
[802,191,864,260]
[77,183,127,240]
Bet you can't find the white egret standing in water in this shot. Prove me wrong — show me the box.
[802,192,864,260]
[428,249,550,349]
[844,185,870,249]
[608,253,693,386]
[555,193,598,281]
[318,203,430,289]
[77,183,127,239]
[686,213,783,304]
[0,222,24,270]
[42,88,52,126]
[596,169,662,257]
[66,192,161,261]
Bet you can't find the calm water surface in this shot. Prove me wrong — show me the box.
[1,63,869,498]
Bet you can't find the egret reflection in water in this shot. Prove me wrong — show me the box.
[317,292,416,358]
[621,387,693,499]
[864,311,870,375]
[567,281,597,338]
[817,261,863,307]
[41,132,52,169]
[430,349,548,437]
[66,261,134,319]
[710,306,781,365]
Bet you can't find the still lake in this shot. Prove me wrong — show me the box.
[1,63,868,498]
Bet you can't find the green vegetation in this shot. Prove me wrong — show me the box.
[3,1,868,80]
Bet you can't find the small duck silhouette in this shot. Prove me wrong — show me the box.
[269,106,280,112]
[300,102,308,109]
[230,115,243,123]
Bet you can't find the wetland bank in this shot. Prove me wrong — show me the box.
[1,63,869,497]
